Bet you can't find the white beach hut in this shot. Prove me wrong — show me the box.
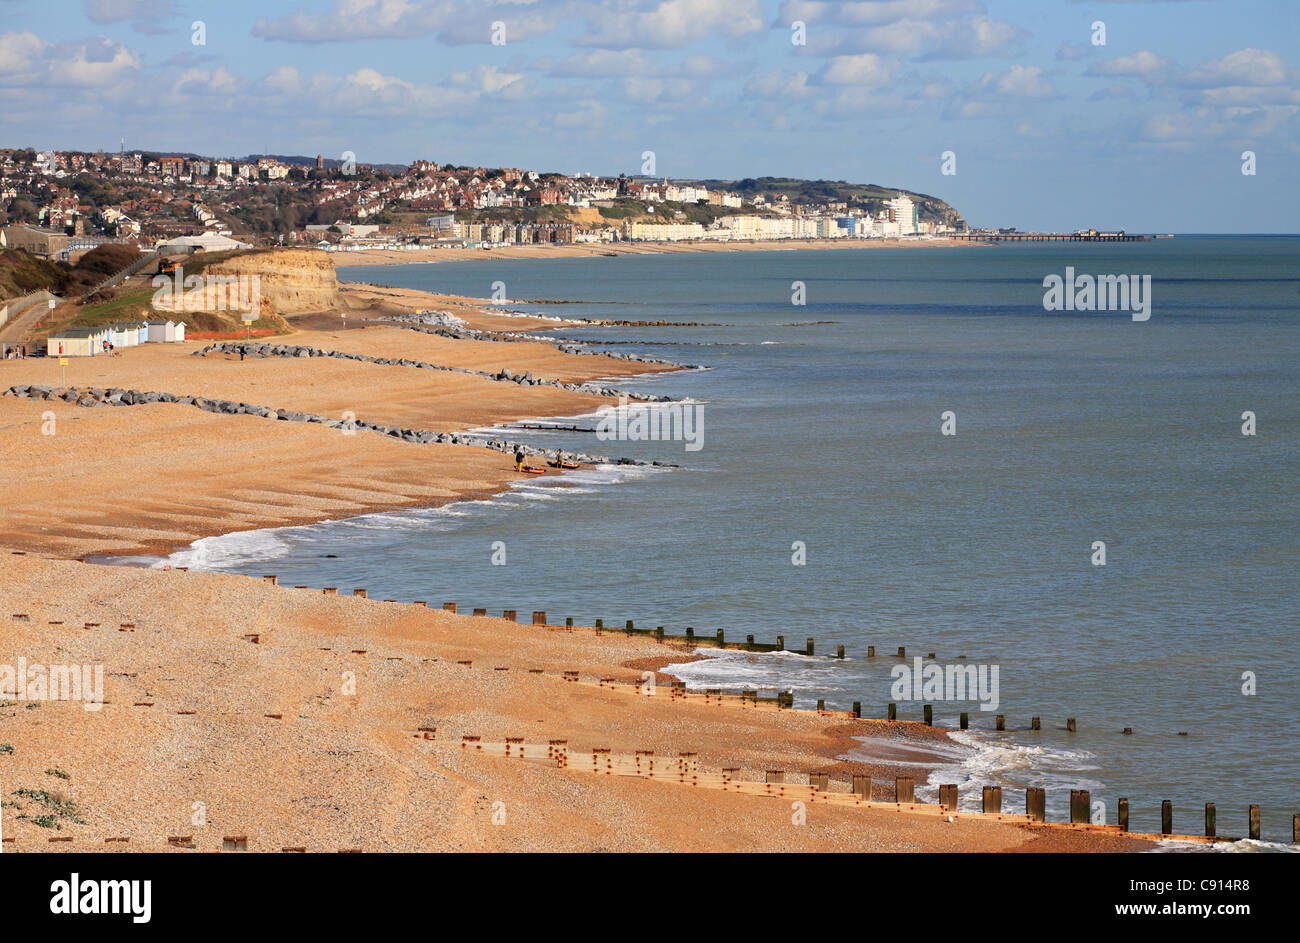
[108,323,136,348]
[146,320,186,342]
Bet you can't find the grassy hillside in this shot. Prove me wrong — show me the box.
[0,245,146,299]
[0,250,72,298]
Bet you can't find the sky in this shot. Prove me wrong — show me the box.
[0,0,1296,232]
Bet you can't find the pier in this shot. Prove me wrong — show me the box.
[954,231,1154,243]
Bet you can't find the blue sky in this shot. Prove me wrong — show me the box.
[1,0,1296,231]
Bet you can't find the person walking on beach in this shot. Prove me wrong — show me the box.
[514,449,525,471]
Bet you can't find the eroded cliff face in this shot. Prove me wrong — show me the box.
[200,249,340,315]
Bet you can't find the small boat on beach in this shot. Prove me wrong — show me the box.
[548,458,580,470]
[520,464,546,475]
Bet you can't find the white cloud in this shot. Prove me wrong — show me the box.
[0,32,141,87]
[532,49,661,78]
[778,0,980,29]
[449,64,526,95]
[743,69,811,99]
[0,30,47,77]
[254,0,556,45]
[983,64,1057,99]
[923,15,1026,60]
[1184,48,1290,87]
[575,0,764,50]
[946,64,1059,118]
[1087,51,1174,78]
[821,53,891,86]
[83,0,178,33]
[781,2,1022,60]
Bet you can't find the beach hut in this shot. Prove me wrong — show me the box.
[108,323,136,348]
[47,326,108,357]
[133,321,149,345]
[146,319,186,343]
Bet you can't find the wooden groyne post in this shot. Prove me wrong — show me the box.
[1070,789,1090,824]
[896,777,915,803]
[1026,787,1046,823]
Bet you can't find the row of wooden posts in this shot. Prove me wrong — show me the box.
[15,575,1162,735]
[445,730,1300,844]
[885,778,1289,842]
[258,577,965,661]
[17,562,1297,846]
[249,582,1101,732]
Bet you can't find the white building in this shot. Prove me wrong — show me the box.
[887,194,918,235]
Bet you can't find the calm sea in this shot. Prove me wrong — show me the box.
[169,237,1300,844]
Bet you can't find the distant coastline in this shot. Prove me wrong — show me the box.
[329,236,989,267]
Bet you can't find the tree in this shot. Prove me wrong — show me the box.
[7,199,38,223]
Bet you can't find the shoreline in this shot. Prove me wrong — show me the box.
[0,259,1155,852]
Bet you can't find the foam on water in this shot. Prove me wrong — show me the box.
[663,648,1106,817]
[165,528,297,570]
[914,729,1104,815]
[158,462,670,572]
[1150,838,1300,854]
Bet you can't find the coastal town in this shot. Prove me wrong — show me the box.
[0,146,966,259]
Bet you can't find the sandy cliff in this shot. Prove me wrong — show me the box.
[199,248,341,315]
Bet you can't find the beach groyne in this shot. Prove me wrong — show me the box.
[386,311,701,370]
[191,340,676,402]
[1,382,676,467]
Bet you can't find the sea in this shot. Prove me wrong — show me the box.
[161,236,1300,845]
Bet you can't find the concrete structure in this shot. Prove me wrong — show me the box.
[1,225,71,258]
[155,233,250,253]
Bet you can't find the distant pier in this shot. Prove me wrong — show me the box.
[954,231,1154,243]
